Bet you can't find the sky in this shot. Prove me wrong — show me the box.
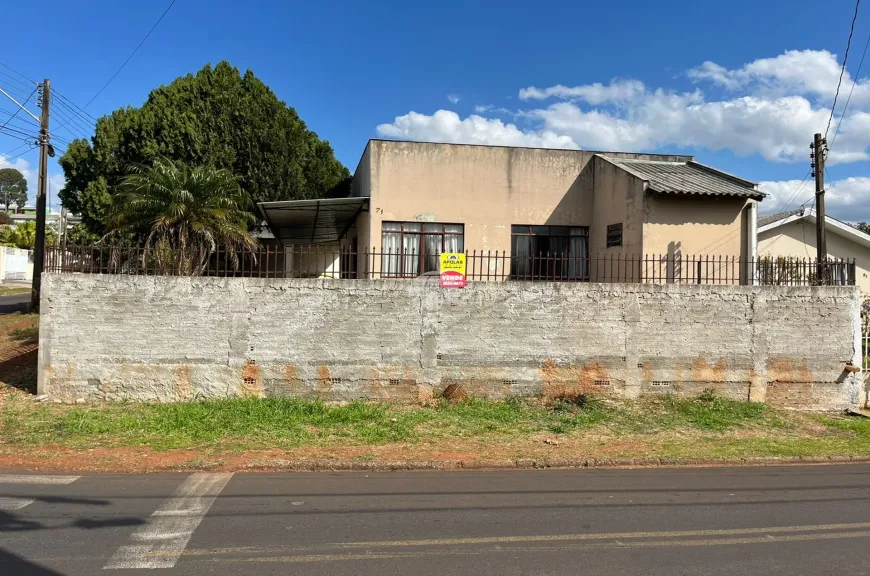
[1,0,870,220]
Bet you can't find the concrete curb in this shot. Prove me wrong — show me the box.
[242,454,870,472]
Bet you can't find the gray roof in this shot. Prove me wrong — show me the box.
[757,209,804,228]
[602,157,765,200]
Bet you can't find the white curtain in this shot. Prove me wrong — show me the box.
[382,223,402,276]
[444,225,463,252]
[402,223,421,276]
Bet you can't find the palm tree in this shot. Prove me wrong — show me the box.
[0,221,55,250]
[106,159,257,274]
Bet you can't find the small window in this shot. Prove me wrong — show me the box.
[606,223,623,248]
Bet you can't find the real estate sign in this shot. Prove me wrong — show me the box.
[440,252,466,288]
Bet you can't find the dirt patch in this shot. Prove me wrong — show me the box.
[0,313,39,394]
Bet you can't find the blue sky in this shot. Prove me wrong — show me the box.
[1,0,870,218]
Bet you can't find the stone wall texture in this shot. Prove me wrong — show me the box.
[38,274,863,409]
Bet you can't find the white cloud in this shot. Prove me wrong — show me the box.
[759,177,870,222]
[519,79,646,104]
[687,50,870,104]
[378,49,870,166]
[474,104,493,113]
[376,110,578,149]
[447,94,461,104]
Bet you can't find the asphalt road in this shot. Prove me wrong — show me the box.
[0,293,30,315]
[1,465,870,575]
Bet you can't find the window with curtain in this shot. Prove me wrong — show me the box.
[381,222,464,277]
[510,225,588,280]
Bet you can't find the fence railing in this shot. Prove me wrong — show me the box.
[44,244,856,286]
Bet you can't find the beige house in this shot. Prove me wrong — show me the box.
[758,208,866,292]
[260,139,765,280]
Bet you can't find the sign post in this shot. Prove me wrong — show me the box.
[439,252,466,288]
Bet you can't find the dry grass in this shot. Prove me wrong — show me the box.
[0,286,29,297]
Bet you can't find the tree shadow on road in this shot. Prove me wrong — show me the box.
[0,548,66,575]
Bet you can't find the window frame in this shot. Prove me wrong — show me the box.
[510,224,589,280]
[381,221,465,277]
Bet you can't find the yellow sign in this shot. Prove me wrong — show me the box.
[439,252,466,288]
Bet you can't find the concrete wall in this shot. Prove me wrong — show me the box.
[367,140,594,253]
[362,140,695,255]
[759,218,870,295]
[642,195,749,257]
[39,274,862,410]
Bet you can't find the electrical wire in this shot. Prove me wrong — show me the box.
[0,62,36,85]
[0,106,38,126]
[0,132,35,146]
[0,86,37,134]
[0,79,34,102]
[0,70,35,93]
[51,104,93,140]
[53,98,94,134]
[0,117,39,136]
[0,145,34,165]
[53,91,97,123]
[0,141,30,159]
[83,0,177,109]
[825,0,862,140]
[0,125,38,140]
[829,34,870,154]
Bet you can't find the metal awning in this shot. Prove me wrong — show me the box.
[258,197,369,245]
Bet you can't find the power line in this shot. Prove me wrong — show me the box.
[0,125,38,140]
[829,32,870,153]
[776,172,813,214]
[0,145,36,164]
[0,106,38,126]
[0,131,35,145]
[0,117,40,136]
[0,142,33,163]
[83,0,177,109]
[53,90,97,123]
[51,101,93,140]
[0,69,36,93]
[0,86,38,134]
[0,78,34,101]
[53,97,94,129]
[825,0,862,139]
[0,62,36,85]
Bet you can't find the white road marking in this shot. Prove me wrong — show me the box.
[0,474,80,485]
[0,497,36,510]
[103,472,233,570]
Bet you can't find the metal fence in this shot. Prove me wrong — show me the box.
[44,244,856,286]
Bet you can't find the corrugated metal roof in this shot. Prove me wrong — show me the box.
[602,157,765,200]
[757,209,804,228]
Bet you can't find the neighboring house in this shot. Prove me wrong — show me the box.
[1,204,37,216]
[2,210,79,228]
[259,139,766,280]
[758,208,868,293]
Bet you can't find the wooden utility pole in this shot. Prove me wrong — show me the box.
[812,132,827,283]
[31,79,50,313]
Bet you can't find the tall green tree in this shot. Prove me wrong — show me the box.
[106,158,256,274]
[0,168,28,212]
[59,61,349,234]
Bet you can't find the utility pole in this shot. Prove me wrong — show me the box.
[811,132,827,284]
[31,79,50,313]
